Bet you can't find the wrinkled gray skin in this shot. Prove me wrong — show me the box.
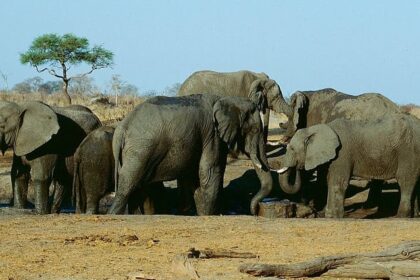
[0,101,101,214]
[274,115,420,218]
[178,70,292,142]
[278,88,402,196]
[108,94,275,215]
[73,126,115,214]
[73,126,166,214]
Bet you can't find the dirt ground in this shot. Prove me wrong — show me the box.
[0,114,419,280]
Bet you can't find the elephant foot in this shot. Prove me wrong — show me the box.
[13,202,26,209]
[324,209,344,219]
[395,210,412,218]
[35,206,50,215]
[13,197,27,209]
[50,205,61,214]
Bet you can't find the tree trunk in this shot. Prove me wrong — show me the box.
[63,79,72,105]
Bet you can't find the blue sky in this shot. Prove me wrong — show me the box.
[1,1,419,104]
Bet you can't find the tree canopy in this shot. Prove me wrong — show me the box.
[20,33,113,104]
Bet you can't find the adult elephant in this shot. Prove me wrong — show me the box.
[272,115,420,218]
[178,70,292,143]
[109,94,277,215]
[276,88,402,197]
[0,101,101,214]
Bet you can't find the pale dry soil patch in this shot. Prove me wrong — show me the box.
[0,215,419,280]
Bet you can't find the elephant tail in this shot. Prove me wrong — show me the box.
[112,126,125,193]
[72,154,84,213]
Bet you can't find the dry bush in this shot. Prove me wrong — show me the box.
[0,91,145,124]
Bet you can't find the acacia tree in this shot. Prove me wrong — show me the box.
[20,33,113,104]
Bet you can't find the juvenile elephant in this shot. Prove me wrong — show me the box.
[73,126,115,214]
[73,126,166,214]
[109,94,277,215]
[0,101,101,214]
[178,70,291,142]
[274,114,420,218]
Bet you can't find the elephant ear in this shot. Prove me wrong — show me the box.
[213,98,247,147]
[304,124,340,171]
[248,79,267,112]
[291,92,308,131]
[14,102,60,156]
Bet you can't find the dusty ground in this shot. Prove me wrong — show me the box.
[0,113,419,280]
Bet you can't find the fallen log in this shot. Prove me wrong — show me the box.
[323,260,420,279]
[239,240,420,278]
[186,247,257,259]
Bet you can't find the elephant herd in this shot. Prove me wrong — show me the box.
[0,70,419,218]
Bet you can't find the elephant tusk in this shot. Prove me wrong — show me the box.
[259,111,265,128]
[255,163,263,169]
[271,166,289,174]
[267,141,282,146]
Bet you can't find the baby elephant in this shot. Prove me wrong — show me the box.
[73,126,115,214]
[275,114,420,218]
[73,126,165,214]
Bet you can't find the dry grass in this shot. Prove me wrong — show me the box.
[0,91,145,124]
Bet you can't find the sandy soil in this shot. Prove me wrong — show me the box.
[0,114,419,280]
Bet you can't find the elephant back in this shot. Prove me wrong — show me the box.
[330,92,402,122]
[53,106,102,135]
[178,70,266,98]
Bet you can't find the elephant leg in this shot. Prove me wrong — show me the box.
[325,173,349,218]
[32,177,53,214]
[414,182,420,217]
[177,176,199,215]
[250,166,273,215]
[146,182,168,214]
[31,156,57,214]
[51,181,65,214]
[194,149,226,215]
[313,167,328,211]
[85,194,100,214]
[127,187,144,214]
[109,155,148,214]
[395,177,416,218]
[11,156,30,208]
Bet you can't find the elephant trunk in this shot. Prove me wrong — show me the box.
[271,95,292,118]
[250,135,270,171]
[249,136,274,215]
[278,167,302,195]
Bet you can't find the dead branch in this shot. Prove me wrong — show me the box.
[239,240,420,278]
[187,247,257,259]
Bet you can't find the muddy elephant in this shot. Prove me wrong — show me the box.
[0,101,101,214]
[73,126,167,214]
[178,70,291,143]
[276,88,402,207]
[109,94,278,215]
[273,114,420,218]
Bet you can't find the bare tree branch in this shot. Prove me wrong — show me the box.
[71,64,107,79]
[48,69,65,79]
